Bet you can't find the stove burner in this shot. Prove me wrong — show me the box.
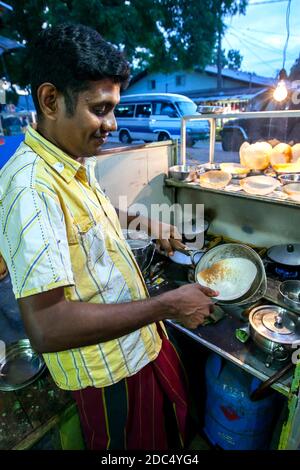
[274,266,299,280]
[263,258,300,281]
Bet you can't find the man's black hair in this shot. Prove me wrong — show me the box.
[30,23,130,117]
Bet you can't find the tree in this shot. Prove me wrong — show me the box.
[227,49,243,70]
[211,48,243,70]
[0,0,248,88]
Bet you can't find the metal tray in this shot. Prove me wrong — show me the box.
[0,339,46,391]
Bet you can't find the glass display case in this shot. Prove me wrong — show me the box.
[175,109,300,207]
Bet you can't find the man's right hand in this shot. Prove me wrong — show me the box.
[157,283,218,329]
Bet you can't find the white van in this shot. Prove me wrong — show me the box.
[112,93,210,145]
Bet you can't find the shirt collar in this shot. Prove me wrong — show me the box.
[25,126,84,183]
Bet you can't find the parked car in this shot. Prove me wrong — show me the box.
[220,93,300,151]
[112,93,210,145]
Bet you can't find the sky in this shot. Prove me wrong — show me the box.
[223,0,300,78]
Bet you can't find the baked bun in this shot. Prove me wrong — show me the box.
[270,143,292,167]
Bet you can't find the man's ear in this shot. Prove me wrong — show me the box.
[37,83,61,120]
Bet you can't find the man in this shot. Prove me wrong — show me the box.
[0,24,216,450]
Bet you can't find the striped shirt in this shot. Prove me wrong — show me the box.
[0,126,162,390]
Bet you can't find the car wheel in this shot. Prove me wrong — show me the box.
[186,135,194,147]
[119,130,132,144]
[157,132,170,141]
[222,130,244,152]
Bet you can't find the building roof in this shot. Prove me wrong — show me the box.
[202,65,275,87]
[129,66,275,89]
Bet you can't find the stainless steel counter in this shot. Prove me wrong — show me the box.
[166,306,292,396]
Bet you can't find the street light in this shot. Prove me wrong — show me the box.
[273,0,291,103]
[273,68,288,102]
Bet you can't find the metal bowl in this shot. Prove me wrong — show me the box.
[194,243,267,305]
[198,162,220,172]
[0,339,46,391]
[168,165,195,181]
[279,280,300,313]
[283,182,300,201]
[278,174,300,185]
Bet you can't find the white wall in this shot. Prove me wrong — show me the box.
[124,70,216,95]
[95,142,174,220]
[123,71,248,96]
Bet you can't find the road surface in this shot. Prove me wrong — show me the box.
[103,137,240,166]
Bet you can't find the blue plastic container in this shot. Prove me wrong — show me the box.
[204,353,280,450]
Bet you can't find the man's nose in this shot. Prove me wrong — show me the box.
[102,112,117,132]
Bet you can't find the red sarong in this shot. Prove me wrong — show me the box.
[72,327,189,450]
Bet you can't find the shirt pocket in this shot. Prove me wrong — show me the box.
[74,218,106,271]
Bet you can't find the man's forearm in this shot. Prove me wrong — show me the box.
[21,293,172,353]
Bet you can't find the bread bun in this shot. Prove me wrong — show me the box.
[292,143,300,163]
[270,143,292,167]
[239,141,250,167]
[240,141,272,170]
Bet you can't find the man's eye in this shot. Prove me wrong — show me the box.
[93,107,106,116]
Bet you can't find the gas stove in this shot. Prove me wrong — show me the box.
[263,259,300,281]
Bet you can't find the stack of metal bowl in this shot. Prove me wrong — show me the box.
[195,243,267,306]
[168,165,195,181]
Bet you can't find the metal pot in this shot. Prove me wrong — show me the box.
[267,244,300,267]
[248,304,300,367]
[123,229,155,276]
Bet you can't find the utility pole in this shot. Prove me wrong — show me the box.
[216,10,223,92]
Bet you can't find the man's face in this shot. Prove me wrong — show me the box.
[53,78,120,159]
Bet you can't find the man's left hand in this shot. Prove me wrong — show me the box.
[140,217,186,256]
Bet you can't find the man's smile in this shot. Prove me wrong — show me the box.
[92,135,108,145]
